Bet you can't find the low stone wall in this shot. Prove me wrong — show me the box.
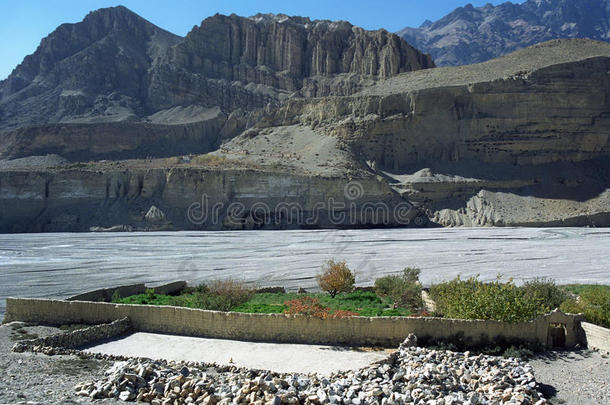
[67,281,187,302]
[68,284,146,302]
[12,317,132,353]
[151,281,187,296]
[581,322,610,353]
[3,298,582,348]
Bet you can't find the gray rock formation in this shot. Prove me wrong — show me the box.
[149,13,433,111]
[0,6,182,130]
[144,205,166,222]
[242,39,610,227]
[0,7,432,162]
[1,6,609,232]
[0,166,415,232]
[398,0,610,67]
[266,39,610,169]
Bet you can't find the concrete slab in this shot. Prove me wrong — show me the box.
[86,332,392,375]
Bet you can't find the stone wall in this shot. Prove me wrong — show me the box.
[68,281,187,302]
[12,317,131,353]
[3,298,582,348]
[581,322,610,353]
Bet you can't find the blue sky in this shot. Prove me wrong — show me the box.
[0,0,524,80]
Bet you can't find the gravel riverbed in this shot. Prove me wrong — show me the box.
[0,323,608,405]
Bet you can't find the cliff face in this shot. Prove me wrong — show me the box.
[148,14,433,111]
[239,39,610,228]
[0,7,432,161]
[1,6,610,232]
[0,118,227,162]
[161,14,430,88]
[263,40,610,169]
[0,167,417,232]
[398,0,610,67]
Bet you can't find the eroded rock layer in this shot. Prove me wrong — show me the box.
[0,7,433,161]
[1,6,609,231]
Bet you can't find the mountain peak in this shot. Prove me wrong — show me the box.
[398,0,610,66]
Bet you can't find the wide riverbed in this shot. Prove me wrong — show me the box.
[1,227,609,317]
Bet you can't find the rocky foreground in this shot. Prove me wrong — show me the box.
[74,338,547,405]
[2,323,609,404]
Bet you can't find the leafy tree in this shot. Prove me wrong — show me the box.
[317,259,355,298]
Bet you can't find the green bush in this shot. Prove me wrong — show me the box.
[110,290,122,302]
[374,267,422,311]
[560,285,610,328]
[429,275,550,322]
[183,280,255,311]
[521,278,567,310]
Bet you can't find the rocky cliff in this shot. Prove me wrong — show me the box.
[398,0,610,67]
[264,40,610,169]
[149,13,433,111]
[1,7,610,232]
[0,6,182,130]
[231,39,610,227]
[0,7,432,161]
[0,166,417,232]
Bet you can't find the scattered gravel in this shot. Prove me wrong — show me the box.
[529,350,610,405]
[0,322,121,404]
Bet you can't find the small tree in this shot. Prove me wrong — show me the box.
[317,259,355,298]
[374,267,422,311]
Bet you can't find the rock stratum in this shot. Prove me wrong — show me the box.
[398,0,610,67]
[0,7,609,232]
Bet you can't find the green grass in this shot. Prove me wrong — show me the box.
[559,284,610,328]
[115,293,176,306]
[560,284,610,296]
[115,290,411,317]
[233,291,411,317]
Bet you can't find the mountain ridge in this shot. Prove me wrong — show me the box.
[398,0,610,66]
[0,6,433,134]
[0,7,609,232]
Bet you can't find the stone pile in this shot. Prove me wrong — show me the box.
[74,337,548,404]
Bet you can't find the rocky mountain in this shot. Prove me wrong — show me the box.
[0,7,433,162]
[0,6,182,129]
[0,6,609,232]
[398,0,610,66]
[149,13,434,111]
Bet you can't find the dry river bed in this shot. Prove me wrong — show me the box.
[0,324,609,405]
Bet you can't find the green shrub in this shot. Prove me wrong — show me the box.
[374,267,422,311]
[521,278,567,310]
[560,285,610,328]
[110,290,122,303]
[317,260,355,298]
[161,279,255,311]
[429,275,550,322]
[191,280,254,311]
